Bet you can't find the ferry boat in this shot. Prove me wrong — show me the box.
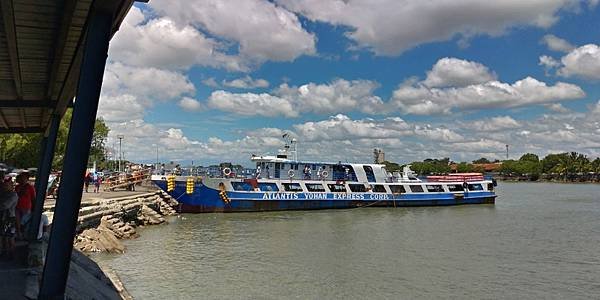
[152,141,497,213]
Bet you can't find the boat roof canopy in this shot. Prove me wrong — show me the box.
[250,155,386,168]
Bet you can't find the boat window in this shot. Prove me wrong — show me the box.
[372,185,387,193]
[363,165,376,182]
[410,185,424,193]
[332,165,357,181]
[389,185,406,194]
[327,184,347,193]
[447,184,464,192]
[258,182,279,192]
[305,183,326,192]
[349,184,367,192]
[467,184,483,191]
[282,182,303,192]
[312,165,317,170]
[231,181,254,191]
[426,185,444,192]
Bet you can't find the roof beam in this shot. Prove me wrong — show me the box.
[46,0,77,100]
[0,100,54,108]
[0,0,23,99]
[0,126,44,134]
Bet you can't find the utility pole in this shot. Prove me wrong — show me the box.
[506,144,509,160]
[117,134,124,172]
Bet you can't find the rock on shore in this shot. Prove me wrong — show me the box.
[69,190,178,254]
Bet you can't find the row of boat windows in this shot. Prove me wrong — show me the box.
[230,182,485,193]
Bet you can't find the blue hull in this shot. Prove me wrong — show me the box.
[154,180,496,213]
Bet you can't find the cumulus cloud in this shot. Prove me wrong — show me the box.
[104,106,600,165]
[391,58,585,115]
[557,44,600,80]
[207,90,298,117]
[178,97,204,112]
[206,79,385,117]
[541,34,575,52]
[98,63,197,122]
[423,57,496,88]
[465,116,522,132]
[150,0,316,64]
[222,76,269,89]
[539,55,561,69]
[109,6,246,71]
[277,0,597,55]
[544,103,571,113]
[103,63,195,101]
[275,79,385,114]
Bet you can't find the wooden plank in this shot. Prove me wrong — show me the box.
[0,0,23,99]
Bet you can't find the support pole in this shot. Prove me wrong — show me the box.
[28,114,60,241]
[39,3,115,298]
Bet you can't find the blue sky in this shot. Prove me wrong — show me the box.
[98,1,600,166]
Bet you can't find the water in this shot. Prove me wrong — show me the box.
[93,182,600,299]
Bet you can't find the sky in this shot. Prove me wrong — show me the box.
[97,0,600,167]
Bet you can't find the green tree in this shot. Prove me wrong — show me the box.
[519,153,539,163]
[456,162,473,173]
[0,108,109,170]
[472,157,491,164]
[382,160,402,172]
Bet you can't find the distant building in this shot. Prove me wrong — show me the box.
[373,149,385,164]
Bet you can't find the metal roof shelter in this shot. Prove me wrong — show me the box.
[0,0,136,298]
[0,0,133,133]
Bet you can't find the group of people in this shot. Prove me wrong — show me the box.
[0,172,49,260]
[84,171,102,193]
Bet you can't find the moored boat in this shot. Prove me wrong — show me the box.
[152,141,497,213]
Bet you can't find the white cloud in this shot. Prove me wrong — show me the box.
[293,114,412,141]
[103,63,195,102]
[222,76,269,89]
[98,63,196,122]
[391,58,585,115]
[98,94,146,122]
[202,78,219,88]
[557,44,600,80]
[207,90,298,117]
[423,57,496,88]
[150,0,316,64]
[277,0,597,55]
[109,7,246,71]
[104,106,600,166]
[539,55,560,69]
[544,103,570,113]
[466,116,522,132]
[178,97,204,112]
[206,79,385,117]
[275,79,385,114]
[541,34,575,52]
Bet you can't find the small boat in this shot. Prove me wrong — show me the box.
[152,140,497,213]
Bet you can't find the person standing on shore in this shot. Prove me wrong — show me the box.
[94,175,101,193]
[15,173,35,239]
[84,171,91,193]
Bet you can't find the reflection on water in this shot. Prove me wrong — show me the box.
[93,182,600,299]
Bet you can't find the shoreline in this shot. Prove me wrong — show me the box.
[42,186,179,299]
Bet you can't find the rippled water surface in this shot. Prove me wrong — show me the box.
[93,182,600,299]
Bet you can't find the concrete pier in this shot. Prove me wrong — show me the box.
[1,188,179,299]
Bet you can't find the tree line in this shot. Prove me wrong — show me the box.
[0,109,110,170]
[382,152,600,182]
